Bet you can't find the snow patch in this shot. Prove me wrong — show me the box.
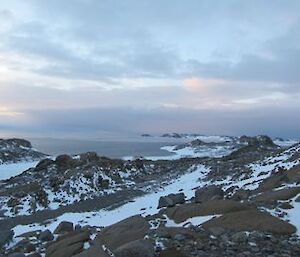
[0,161,39,180]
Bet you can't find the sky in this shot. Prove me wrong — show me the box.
[0,0,300,139]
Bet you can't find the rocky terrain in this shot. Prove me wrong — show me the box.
[0,135,300,256]
[0,139,47,164]
[152,134,286,160]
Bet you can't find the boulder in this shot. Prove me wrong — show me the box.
[0,229,14,247]
[231,189,251,201]
[98,178,110,189]
[195,185,224,203]
[96,215,150,251]
[286,164,300,184]
[55,155,74,170]
[54,221,74,234]
[257,170,289,192]
[35,158,54,171]
[80,152,99,163]
[46,231,90,257]
[156,227,197,240]
[202,210,296,235]
[24,243,36,253]
[38,230,54,241]
[254,187,300,203]
[114,239,155,257]
[158,193,185,208]
[164,200,254,223]
[49,242,83,257]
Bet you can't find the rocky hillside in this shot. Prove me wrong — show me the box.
[0,136,300,256]
[159,135,282,160]
[0,138,47,164]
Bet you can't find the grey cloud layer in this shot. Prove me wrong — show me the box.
[0,0,300,137]
[1,0,300,83]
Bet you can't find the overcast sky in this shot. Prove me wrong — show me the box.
[0,0,299,138]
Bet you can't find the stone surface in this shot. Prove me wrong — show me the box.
[0,229,14,247]
[202,210,296,235]
[158,193,185,208]
[114,239,155,257]
[96,215,150,251]
[164,200,254,223]
[195,185,224,202]
[54,221,74,234]
[46,231,90,257]
[38,230,54,241]
[254,187,300,203]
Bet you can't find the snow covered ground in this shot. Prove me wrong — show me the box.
[212,144,300,192]
[125,144,236,161]
[12,164,210,237]
[273,139,299,147]
[0,161,39,180]
[287,200,300,235]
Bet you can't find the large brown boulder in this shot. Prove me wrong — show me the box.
[114,239,154,257]
[158,193,185,208]
[231,189,251,201]
[54,221,74,234]
[155,227,197,240]
[95,215,150,251]
[256,169,289,192]
[194,185,224,203]
[80,152,99,163]
[164,200,254,223]
[202,210,296,235]
[286,164,300,183]
[254,187,300,203]
[55,155,74,170]
[46,231,90,257]
[34,158,54,171]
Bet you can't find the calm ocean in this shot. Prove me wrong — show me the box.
[28,137,185,158]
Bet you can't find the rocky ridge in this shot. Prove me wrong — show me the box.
[0,139,47,164]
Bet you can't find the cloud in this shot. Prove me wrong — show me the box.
[0,0,300,137]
